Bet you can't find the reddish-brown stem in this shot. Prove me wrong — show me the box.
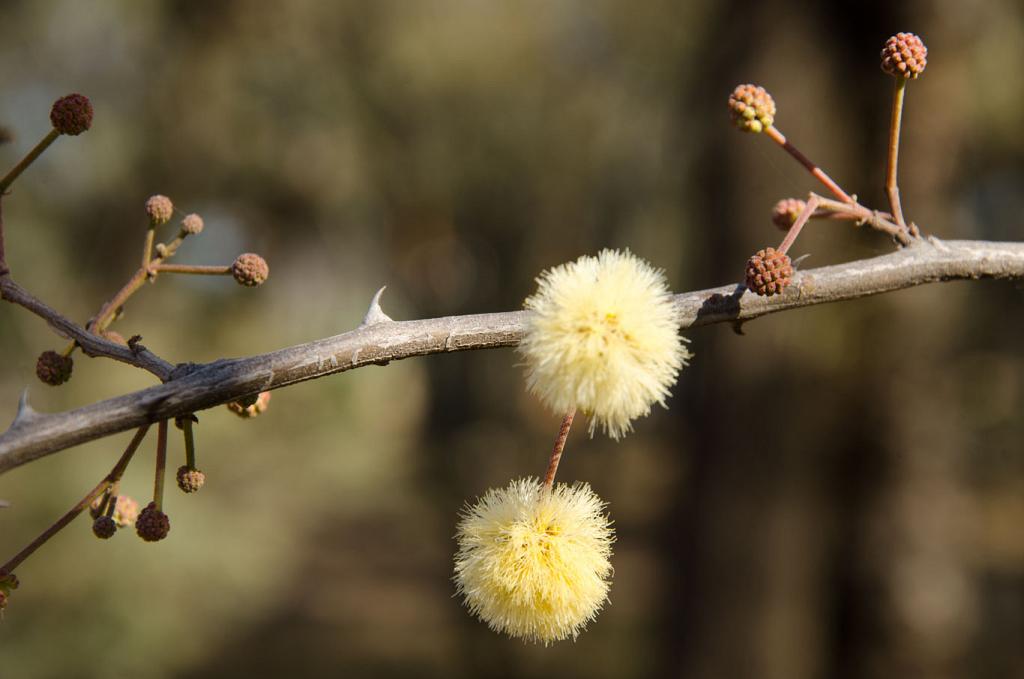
[542,409,576,491]
[153,420,167,511]
[764,126,854,204]
[153,264,231,276]
[0,425,149,573]
[886,78,908,231]
[778,195,820,255]
[0,129,59,194]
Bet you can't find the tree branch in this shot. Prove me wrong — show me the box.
[2,238,1023,475]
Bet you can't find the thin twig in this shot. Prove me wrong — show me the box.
[1,239,1024,474]
[0,129,59,194]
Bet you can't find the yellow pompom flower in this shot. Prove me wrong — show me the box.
[454,478,614,643]
[520,249,691,439]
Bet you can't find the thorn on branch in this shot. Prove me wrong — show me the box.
[11,389,39,429]
[360,286,394,328]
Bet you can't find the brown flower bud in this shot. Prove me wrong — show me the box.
[881,33,927,79]
[92,516,117,539]
[36,350,73,386]
[145,195,174,226]
[728,84,776,133]
[50,94,93,135]
[176,466,206,494]
[232,253,269,287]
[181,213,204,235]
[135,502,170,542]
[745,247,794,297]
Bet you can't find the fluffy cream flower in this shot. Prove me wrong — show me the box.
[454,478,614,643]
[519,249,690,438]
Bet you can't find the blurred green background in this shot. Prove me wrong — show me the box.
[1,1,1022,677]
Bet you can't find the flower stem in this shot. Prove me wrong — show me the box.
[886,78,909,231]
[154,420,168,511]
[764,126,854,204]
[141,227,156,272]
[542,409,576,491]
[182,418,196,469]
[153,264,231,276]
[0,425,149,573]
[0,129,59,194]
[778,195,820,256]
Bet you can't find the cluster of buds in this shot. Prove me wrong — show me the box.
[0,90,283,607]
[89,493,139,536]
[732,32,928,297]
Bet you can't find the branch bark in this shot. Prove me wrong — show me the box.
[2,238,1023,475]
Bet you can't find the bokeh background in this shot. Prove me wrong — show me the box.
[1,1,1022,677]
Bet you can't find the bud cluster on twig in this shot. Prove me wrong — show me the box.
[0,93,277,610]
[729,32,929,297]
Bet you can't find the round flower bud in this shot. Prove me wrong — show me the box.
[49,94,93,135]
[181,213,204,235]
[519,249,690,439]
[881,33,927,79]
[771,198,807,231]
[92,516,117,539]
[227,391,271,418]
[135,502,170,542]
[728,84,776,133]
[231,253,269,287]
[454,478,614,643]
[176,465,206,493]
[145,195,174,226]
[745,247,794,297]
[36,350,73,386]
[90,494,139,528]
